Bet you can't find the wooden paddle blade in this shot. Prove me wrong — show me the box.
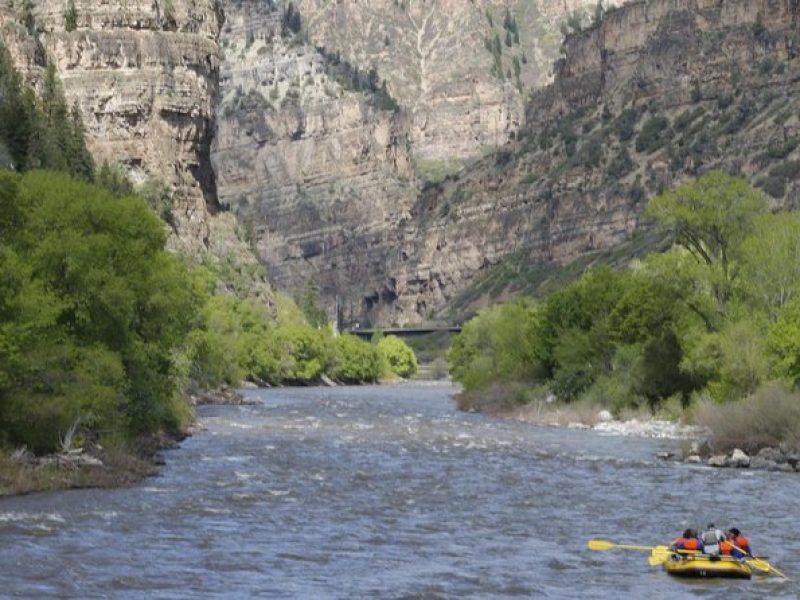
[587,539,615,550]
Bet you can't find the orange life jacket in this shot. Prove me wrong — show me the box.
[720,540,733,555]
[734,535,751,555]
[672,537,701,551]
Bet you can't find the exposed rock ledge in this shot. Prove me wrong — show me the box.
[681,446,800,473]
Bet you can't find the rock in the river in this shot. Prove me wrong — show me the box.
[708,455,729,468]
[685,454,703,464]
[756,447,785,463]
[597,410,613,423]
[750,456,780,471]
[730,448,750,468]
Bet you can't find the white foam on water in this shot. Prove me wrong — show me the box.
[222,456,251,463]
[0,512,65,523]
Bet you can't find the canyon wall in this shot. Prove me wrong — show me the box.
[1,0,222,251]
[213,0,615,325]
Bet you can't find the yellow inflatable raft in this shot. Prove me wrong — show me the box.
[663,554,752,579]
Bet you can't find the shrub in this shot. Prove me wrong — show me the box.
[770,160,800,180]
[692,383,800,454]
[329,334,381,383]
[614,108,638,142]
[767,136,799,159]
[377,335,418,378]
[64,0,78,31]
[448,300,542,391]
[757,175,786,198]
[274,324,330,383]
[635,115,671,153]
[576,137,603,169]
[607,147,633,178]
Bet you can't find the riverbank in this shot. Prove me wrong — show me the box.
[495,402,701,439]
[0,386,249,497]
[0,432,175,497]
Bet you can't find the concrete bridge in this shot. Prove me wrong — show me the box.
[342,326,462,340]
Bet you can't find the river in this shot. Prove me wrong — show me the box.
[1,383,798,598]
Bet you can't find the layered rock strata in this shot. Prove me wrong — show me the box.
[213,0,617,325]
[1,0,222,251]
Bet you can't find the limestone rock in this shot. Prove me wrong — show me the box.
[0,0,224,253]
[707,455,728,468]
[749,456,780,471]
[730,448,750,468]
[756,447,785,463]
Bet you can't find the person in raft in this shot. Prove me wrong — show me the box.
[700,523,725,556]
[720,528,752,558]
[670,529,704,553]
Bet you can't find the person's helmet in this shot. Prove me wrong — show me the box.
[706,523,715,529]
[729,527,740,536]
[683,528,693,538]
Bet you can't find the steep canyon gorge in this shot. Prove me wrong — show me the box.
[5,0,800,325]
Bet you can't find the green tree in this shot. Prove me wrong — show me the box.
[377,335,418,378]
[297,275,328,328]
[767,297,800,385]
[739,213,800,322]
[645,171,768,316]
[96,161,134,196]
[0,171,201,450]
[448,299,542,391]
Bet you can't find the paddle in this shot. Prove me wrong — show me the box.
[588,540,682,566]
[727,541,789,579]
[587,539,663,552]
[587,539,706,567]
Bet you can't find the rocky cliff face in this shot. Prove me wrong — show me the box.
[1,0,222,251]
[213,0,615,325]
[441,0,800,315]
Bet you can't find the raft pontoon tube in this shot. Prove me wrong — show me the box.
[663,554,752,579]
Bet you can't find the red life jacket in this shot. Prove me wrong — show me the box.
[720,540,734,555]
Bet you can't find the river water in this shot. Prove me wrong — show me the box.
[1,383,798,599]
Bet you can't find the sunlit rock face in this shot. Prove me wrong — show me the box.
[1,0,223,252]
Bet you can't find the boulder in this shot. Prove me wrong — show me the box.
[597,410,613,422]
[749,456,780,471]
[730,448,750,468]
[756,447,785,463]
[708,455,729,467]
[685,454,703,464]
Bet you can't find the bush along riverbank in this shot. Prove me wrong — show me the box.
[448,173,800,471]
[0,55,419,494]
[0,170,419,496]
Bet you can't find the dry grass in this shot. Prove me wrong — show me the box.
[454,382,531,414]
[507,400,605,427]
[0,434,170,497]
[455,382,605,426]
[692,383,800,454]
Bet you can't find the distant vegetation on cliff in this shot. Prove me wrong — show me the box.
[449,172,800,450]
